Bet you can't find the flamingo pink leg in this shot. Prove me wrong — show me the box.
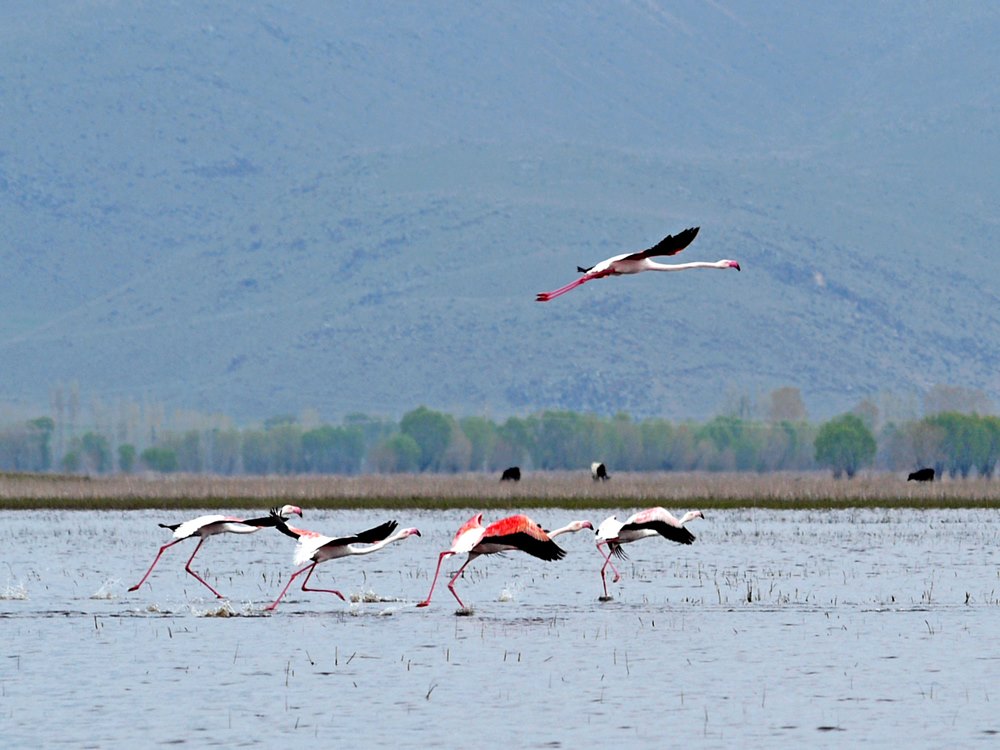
[536,277,589,302]
[267,562,347,612]
[128,538,185,592]
[299,563,345,601]
[446,555,478,609]
[537,269,613,302]
[417,551,453,607]
[597,541,622,598]
[182,538,225,598]
[267,563,314,611]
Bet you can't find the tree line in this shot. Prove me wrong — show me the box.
[1,401,997,479]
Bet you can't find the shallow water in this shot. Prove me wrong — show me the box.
[1,508,999,748]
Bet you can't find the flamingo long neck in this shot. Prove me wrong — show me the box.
[678,511,701,525]
[647,260,730,272]
[548,522,591,538]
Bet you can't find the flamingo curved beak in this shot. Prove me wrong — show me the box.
[730,261,741,272]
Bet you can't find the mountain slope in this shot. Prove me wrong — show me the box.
[1,2,997,422]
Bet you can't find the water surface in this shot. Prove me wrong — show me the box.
[1,508,998,747]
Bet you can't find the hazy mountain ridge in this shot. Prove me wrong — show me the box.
[1,2,997,424]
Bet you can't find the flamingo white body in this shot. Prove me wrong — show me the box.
[595,508,704,598]
[536,227,740,302]
[267,520,421,611]
[417,514,593,610]
[128,504,303,598]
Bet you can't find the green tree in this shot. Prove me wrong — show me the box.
[696,416,762,471]
[28,417,55,470]
[79,432,111,473]
[497,417,534,468]
[206,429,242,475]
[600,413,643,471]
[241,430,270,474]
[884,419,945,473]
[370,433,421,472]
[400,407,453,471]
[440,428,473,473]
[815,414,876,478]
[531,411,592,469]
[140,446,178,473]
[982,416,1000,478]
[118,443,136,473]
[268,423,304,474]
[0,420,53,472]
[167,430,203,473]
[264,414,297,430]
[639,419,675,470]
[459,416,499,471]
[925,412,993,478]
[302,425,365,474]
[60,450,81,473]
[344,413,396,447]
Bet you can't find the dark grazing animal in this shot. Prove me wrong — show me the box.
[591,462,609,481]
[500,466,521,482]
[907,467,935,482]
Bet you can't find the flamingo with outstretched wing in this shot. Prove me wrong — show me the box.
[536,227,740,302]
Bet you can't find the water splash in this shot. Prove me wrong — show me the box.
[90,579,121,600]
[193,601,239,618]
[351,589,381,603]
[0,580,27,600]
[351,589,403,603]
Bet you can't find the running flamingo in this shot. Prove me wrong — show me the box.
[595,508,704,599]
[266,520,421,611]
[128,505,303,598]
[417,514,593,609]
[536,227,740,302]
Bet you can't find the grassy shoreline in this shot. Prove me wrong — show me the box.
[1,471,998,511]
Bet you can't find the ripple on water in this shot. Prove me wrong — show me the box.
[0,508,998,748]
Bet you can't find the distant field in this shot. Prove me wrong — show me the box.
[1,471,997,510]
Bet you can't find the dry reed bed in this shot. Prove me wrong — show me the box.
[1,472,998,510]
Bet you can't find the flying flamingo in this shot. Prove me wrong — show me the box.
[595,508,704,599]
[266,519,421,611]
[417,514,593,610]
[128,504,303,598]
[535,227,740,302]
